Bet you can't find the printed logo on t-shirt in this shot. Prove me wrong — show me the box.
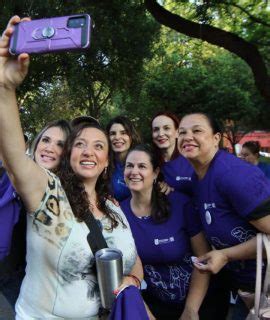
[211,237,228,249]
[204,202,216,210]
[231,227,256,243]
[205,211,212,225]
[117,178,126,186]
[154,237,174,245]
[144,264,190,301]
[175,176,191,181]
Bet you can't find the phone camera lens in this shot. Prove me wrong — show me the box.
[68,17,85,28]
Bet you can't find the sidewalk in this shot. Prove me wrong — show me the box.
[0,292,15,320]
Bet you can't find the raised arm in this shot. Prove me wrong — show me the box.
[0,16,48,212]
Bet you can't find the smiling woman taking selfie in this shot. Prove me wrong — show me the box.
[178,112,270,319]
[0,16,143,319]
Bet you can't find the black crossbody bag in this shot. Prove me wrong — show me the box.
[81,210,110,318]
[82,210,108,256]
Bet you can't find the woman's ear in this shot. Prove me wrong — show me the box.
[214,132,221,148]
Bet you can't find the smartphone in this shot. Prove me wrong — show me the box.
[9,14,91,55]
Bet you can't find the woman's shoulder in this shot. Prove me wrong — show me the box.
[41,168,60,183]
[167,190,191,205]
[106,198,121,212]
[104,199,133,232]
[106,199,128,220]
[212,150,259,179]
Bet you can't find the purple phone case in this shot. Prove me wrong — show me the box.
[9,14,91,55]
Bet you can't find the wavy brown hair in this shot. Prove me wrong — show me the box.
[106,116,142,162]
[57,122,125,229]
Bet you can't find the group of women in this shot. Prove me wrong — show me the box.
[1,16,270,320]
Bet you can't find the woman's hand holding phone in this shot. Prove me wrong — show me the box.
[0,16,30,90]
[9,14,91,55]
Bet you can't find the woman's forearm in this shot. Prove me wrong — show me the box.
[221,237,257,262]
[128,255,144,282]
[184,269,210,313]
[116,255,144,294]
[195,237,258,274]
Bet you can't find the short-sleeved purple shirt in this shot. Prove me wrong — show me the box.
[120,191,202,304]
[161,155,194,195]
[0,171,21,260]
[193,150,270,289]
[111,160,130,201]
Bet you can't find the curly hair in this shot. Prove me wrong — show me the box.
[126,144,171,223]
[57,122,125,229]
[151,111,180,165]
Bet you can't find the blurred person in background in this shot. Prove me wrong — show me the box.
[240,140,270,179]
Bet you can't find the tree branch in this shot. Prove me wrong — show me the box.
[222,1,270,28]
[144,0,270,104]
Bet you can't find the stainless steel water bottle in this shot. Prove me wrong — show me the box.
[95,248,123,309]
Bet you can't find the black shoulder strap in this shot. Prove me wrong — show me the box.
[82,210,108,256]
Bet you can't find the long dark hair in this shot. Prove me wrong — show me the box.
[106,116,142,162]
[126,144,170,223]
[151,111,180,165]
[242,141,260,156]
[57,122,124,229]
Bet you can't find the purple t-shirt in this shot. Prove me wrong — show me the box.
[193,150,270,289]
[120,191,202,304]
[0,171,21,260]
[111,160,130,202]
[161,155,194,195]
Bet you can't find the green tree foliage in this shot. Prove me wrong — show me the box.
[1,0,269,144]
[145,0,270,105]
[114,30,267,140]
[1,0,160,135]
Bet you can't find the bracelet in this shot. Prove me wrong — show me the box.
[127,274,141,289]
